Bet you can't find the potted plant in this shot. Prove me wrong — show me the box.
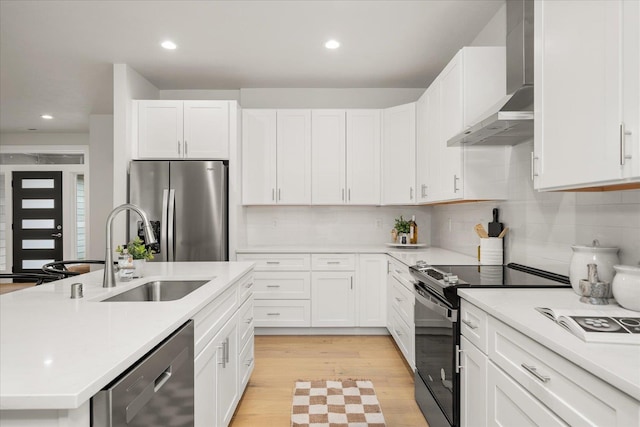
[116,236,154,278]
[393,216,411,244]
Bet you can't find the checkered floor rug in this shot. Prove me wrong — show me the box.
[291,379,386,427]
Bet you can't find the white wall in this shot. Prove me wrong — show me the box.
[160,89,240,101]
[0,132,88,146]
[470,3,506,47]
[88,115,113,259]
[112,64,159,244]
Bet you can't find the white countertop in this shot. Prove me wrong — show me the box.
[0,262,253,410]
[458,288,640,401]
[236,245,478,267]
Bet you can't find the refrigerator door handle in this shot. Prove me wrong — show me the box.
[161,189,169,260]
[168,189,176,261]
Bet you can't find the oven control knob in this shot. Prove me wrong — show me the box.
[448,275,459,284]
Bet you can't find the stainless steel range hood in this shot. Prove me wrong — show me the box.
[448,0,534,146]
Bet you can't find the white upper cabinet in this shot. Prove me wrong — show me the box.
[416,47,509,204]
[311,109,381,205]
[242,109,311,205]
[242,109,277,204]
[312,110,347,204]
[534,0,640,190]
[382,102,417,204]
[136,100,230,159]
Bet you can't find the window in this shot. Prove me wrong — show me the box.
[76,174,86,260]
[0,173,6,271]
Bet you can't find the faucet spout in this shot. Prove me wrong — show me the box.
[103,204,157,288]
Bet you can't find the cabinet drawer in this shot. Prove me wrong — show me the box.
[489,317,640,427]
[391,273,414,325]
[238,296,254,350]
[237,272,254,304]
[193,284,237,356]
[311,254,356,270]
[254,300,311,327]
[390,308,414,369]
[253,272,311,299]
[460,300,488,353]
[239,335,255,390]
[388,259,415,292]
[236,253,311,271]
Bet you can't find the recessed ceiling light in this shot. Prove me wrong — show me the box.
[161,40,177,50]
[41,114,53,120]
[325,39,340,49]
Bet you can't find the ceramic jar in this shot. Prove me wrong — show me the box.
[612,265,640,311]
[569,240,619,296]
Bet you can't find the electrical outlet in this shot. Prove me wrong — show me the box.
[376,219,383,228]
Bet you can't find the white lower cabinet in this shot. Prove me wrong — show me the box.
[460,299,640,427]
[386,256,415,369]
[311,271,356,327]
[193,271,254,427]
[357,254,387,327]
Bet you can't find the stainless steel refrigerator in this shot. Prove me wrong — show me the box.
[128,160,228,262]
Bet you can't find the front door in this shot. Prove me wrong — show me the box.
[12,171,63,273]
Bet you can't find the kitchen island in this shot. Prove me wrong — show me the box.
[0,261,254,426]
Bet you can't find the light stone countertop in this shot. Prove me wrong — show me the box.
[236,245,478,267]
[458,288,640,401]
[0,262,253,410]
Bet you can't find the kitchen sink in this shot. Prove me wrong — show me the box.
[101,279,210,302]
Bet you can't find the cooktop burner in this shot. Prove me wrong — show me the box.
[410,262,571,307]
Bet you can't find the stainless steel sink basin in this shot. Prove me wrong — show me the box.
[101,280,210,302]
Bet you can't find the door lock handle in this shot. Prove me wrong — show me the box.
[51,233,62,238]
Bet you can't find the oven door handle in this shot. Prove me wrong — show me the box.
[414,290,456,322]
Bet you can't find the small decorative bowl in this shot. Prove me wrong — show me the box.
[612,265,640,312]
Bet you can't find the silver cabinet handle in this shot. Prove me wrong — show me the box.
[218,342,226,368]
[272,188,275,201]
[531,152,539,180]
[350,276,353,290]
[342,188,345,201]
[177,140,181,156]
[455,345,463,374]
[521,363,550,383]
[266,261,280,265]
[267,312,280,316]
[462,318,478,329]
[453,175,460,193]
[348,188,351,201]
[278,188,281,201]
[245,317,253,324]
[225,337,230,363]
[245,282,254,288]
[395,296,404,302]
[394,328,403,336]
[421,184,427,198]
[266,285,281,288]
[245,357,254,367]
[184,140,188,156]
[327,261,341,265]
[409,187,414,200]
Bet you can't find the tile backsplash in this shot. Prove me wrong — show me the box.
[431,141,640,275]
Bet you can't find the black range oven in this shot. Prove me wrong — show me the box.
[409,262,571,427]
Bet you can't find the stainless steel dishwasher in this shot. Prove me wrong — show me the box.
[92,320,194,426]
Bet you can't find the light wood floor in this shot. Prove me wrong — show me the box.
[230,335,429,427]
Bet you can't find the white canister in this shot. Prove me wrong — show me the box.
[612,265,640,312]
[569,240,619,296]
[480,238,503,265]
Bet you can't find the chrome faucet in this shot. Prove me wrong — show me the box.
[103,203,157,288]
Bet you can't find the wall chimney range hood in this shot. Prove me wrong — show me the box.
[448,0,534,146]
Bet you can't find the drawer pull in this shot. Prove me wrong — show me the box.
[462,319,478,329]
[521,363,550,383]
[327,261,341,265]
[266,285,281,288]
[245,317,253,324]
[267,312,281,316]
[245,357,254,367]
[266,261,280,265]
[394,328,403,336]
[245,282,254,288]
[395,297,404,302]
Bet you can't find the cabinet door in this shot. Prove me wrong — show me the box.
[216,317,239,427]
[622,0,639,179]
[242,109,277,204]
[460,336,487,427]
[381,102,416,204]
[194,332,220,427]
[534,0,625,190]
[311,272,356,327]
[487,362,567,427]
[346,110,381,205]
[438,54,464,201]
[183,101,229,159]
[416,84,442,202]
[277,110,312,204]
[138,100,183,159]
[357,254,387,327]
[311,110,346,204]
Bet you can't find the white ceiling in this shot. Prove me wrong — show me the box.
[0,0,503,133]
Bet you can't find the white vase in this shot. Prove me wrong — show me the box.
[132,259,145,278]
[612,265,640,312]
[569,241,619,296]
